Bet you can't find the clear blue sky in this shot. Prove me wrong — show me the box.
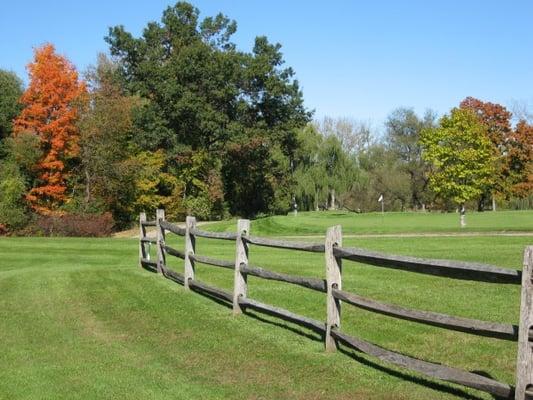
[1,1,532,126]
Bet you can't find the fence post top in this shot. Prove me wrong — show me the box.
[156,209,165,218]
[237,219,250,234]
[140,211,147,220]
[326,225,342,240]
[186,215,197,225]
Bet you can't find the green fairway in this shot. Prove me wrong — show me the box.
[204,210,533,236]
[1,212,532,399]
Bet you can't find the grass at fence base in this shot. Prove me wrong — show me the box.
[204,210,533,235]
[1,230,529,400]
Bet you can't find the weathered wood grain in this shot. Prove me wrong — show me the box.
[240,264,326,292]
[162,268,185,285]
[184,216,196,289]
[333,288,518,340]
[190,228,238,241]
[159,220,186,236]
[163,245,186,260]
[334,246,521,284]
[141,220,157,227]
[243,235,325,253]
[233,219,250,315]
[139,212,148,267]
[190,254,235,269]
[515,246,533,399]
[156,209,166,274]
[238,297,325,333]
[325,225,342,352]
[331,329,513,398]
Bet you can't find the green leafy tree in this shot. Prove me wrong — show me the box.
[76,55,141,227]
[0,131,43,231]
[459,97,513,209]
[347,144,411,212]
[420,108,495,224]
[0,161,28,230]
[130,150,176,214]
[293,124,358,211]
[3,131,42,181]
[176,149,224,219]
[0,70,23,148]
[222,138,291,217]
[293,125,326,211]
[105,2,310,217]
[320,135,356,210]
[384,108,436,209]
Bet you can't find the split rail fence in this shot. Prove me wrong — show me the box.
[139,209,533,399]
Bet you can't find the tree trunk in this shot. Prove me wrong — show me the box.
[315,189,319,212]
[460,204,466,228]
[84,168,91,210]
[492,195,496,211]
[329,188,336,210]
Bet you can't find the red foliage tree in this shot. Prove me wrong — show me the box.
[508,120,533,197]
[460,97,512,146]
[460,97,513,206]
[13,44,86,214]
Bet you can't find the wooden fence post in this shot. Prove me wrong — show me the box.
[139,212,147,267]
[184,216,196,289]
[233,219,250,315]
[155,209,166,274]
[515,246,533,399]
[325,225,342,352]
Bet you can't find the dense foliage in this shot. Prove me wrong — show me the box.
[420,108,495,207]
[0,70,23,142]
[105,2,310,220]
[0,2,531,235]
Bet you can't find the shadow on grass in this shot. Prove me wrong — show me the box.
[147,266,511,400]
[243,309,324,343]
[339,346,510,400]
[190,288,233,310]
[141,264,158,273]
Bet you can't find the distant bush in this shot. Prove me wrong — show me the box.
[184,195,212,220]
[24,212,115,237]
[0,161,29,230]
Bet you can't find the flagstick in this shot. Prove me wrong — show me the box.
[378,194,384,224]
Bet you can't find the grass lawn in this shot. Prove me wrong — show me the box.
[1,212,532,399]
[203,210,533,236]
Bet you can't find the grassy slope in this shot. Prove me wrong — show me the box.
[204,210,533,235]
[1,213,532,399]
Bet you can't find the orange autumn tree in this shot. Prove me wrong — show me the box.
[14,44,86,214]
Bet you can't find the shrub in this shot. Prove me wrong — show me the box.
[0,161,29,230]
[33,212,115,237]
[183,195,212,220]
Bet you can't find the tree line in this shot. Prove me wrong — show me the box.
[297,101,532,216]
[0,2,531,234]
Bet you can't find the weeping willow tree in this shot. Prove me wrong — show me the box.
[293,124,358,211]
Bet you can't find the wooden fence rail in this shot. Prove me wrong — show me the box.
[139,209,533,399]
